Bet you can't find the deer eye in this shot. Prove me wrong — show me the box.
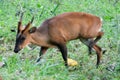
[21,37,25,40]
[19,36,26,43]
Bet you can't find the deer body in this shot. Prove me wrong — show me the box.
[32,12,101,45]
[14,12,104,67]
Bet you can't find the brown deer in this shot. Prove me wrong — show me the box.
[14,12,104,68]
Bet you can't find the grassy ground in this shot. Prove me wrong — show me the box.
[0,0,120,80]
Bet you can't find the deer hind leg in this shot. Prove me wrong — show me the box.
[80,38,102,67]
[89,31,104,48]
[93,45,102,68]
[80,38,94,55]
[88,45,92,55]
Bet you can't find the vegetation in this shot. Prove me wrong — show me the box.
[0,0,120,80]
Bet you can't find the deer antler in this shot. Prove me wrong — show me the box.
[30,16,34,24]
[18,11,25,32]
[19,12,24,22]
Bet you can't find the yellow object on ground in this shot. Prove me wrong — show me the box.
[67,58,78,66]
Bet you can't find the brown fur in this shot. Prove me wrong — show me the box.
[30,12,102,45]
[14,12,103,67]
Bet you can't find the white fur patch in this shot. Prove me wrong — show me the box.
[98,27,102,32]
[100,17,103,22]
[98,17,103,32]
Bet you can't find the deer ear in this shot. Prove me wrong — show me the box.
[29,27,36,33]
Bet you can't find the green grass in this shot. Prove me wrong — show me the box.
[0,0,120,80]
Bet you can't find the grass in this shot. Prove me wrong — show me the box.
[0,0,120,80]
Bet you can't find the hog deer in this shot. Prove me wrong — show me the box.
[14,12,104,68]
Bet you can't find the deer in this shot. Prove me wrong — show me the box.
[14,12,104,68]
